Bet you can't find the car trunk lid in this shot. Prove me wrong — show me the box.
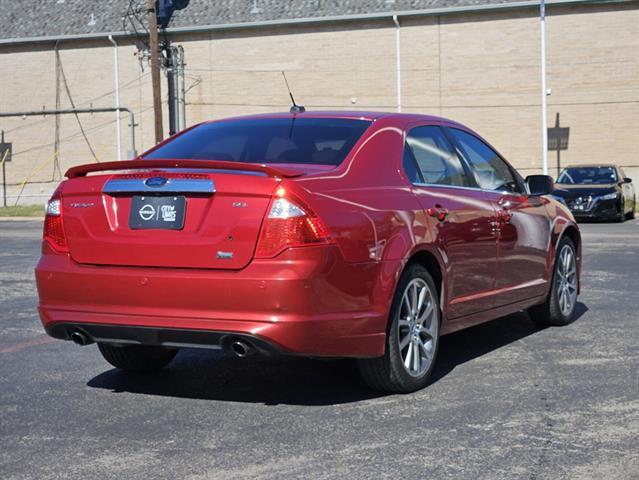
[60,160,293,269]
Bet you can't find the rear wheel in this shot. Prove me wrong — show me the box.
[529,238,578,326]
[358,264,440,393]
[98,343,178,372]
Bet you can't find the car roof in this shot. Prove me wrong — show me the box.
[563,164,618,168]
[203,110,465,126]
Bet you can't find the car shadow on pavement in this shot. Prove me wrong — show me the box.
[431,302,588,384]
[87,302,587,406]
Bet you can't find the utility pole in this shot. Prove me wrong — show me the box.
[166,45,178,136]
[148,0,163,143]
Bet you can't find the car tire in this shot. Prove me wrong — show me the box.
[98,343,178,372]
[529,237,578,326]
[358,264,441,393]
[616,198,626,222]
[627,199,636,220]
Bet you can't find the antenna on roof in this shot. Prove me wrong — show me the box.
[282,71,305,114]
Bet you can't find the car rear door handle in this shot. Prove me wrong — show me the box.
[427,205,449,222]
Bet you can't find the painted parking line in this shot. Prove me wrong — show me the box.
[0,336,55,354]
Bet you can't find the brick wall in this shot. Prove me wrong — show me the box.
[0,2,637,204]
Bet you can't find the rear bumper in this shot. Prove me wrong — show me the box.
[46,322,283,354]
[36,244,397,357]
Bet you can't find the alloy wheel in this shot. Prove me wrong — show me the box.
[397,278,438,377]
[556,244,577,316]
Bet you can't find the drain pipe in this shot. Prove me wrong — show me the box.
[108,35,122,160]
[393,15,402,113]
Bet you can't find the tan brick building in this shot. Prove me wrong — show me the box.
[0,0,637,204]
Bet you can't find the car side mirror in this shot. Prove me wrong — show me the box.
[623,177,632,184]
[526,175,554,196]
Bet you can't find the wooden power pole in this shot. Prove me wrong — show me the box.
[148,0,163,143]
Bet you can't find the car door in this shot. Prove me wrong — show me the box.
[403,125,498,319]
[446,127,551,306]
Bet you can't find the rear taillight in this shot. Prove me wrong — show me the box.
[43,189,68,252]
[255,189,332,258]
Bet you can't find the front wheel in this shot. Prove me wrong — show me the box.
[358,264,441,393]
[529,238,578,326]
[98,343,178,372]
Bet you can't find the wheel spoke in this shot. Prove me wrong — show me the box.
[404,342,413,369]
[412,339,420,372]
[420,323,435,339]
[399,333,411,350]
[398,318,410,329]
[417,286,426,312]
[417,340,431,361]
[402,294,411,318]
[418,300,433,323]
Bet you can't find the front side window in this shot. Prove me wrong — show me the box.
[144,118,372,166]
[557,166,617,185]
[449,128,519,193]
[404,126,470,187]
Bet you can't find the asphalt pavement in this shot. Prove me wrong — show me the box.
[0,219,637,480]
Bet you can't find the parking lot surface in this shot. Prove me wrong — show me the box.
[1,219,637,480]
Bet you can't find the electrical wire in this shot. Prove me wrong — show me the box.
[56,49,99,162]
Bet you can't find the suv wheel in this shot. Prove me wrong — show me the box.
[358,264,440,393]
[98,343,178,372]
[529,237,578,326]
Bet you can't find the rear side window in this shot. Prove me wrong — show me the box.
[448,128,520,193]
[404,126,470,187]
[144,118,372,166]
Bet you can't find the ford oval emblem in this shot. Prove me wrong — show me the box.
[145,177,168,188]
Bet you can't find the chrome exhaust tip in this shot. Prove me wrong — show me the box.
[230,341,252,358]
[69,331,91,346]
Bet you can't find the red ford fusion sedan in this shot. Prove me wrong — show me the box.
[36,111,581,393]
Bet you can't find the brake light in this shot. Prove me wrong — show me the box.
[43,189,68,252]
[255,191,332,258]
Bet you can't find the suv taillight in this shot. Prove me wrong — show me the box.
[255,189,333,258]
[43,189,68,252]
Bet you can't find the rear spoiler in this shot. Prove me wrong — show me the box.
[65,159,304,179]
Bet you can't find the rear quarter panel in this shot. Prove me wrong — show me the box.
[290,117,442,330]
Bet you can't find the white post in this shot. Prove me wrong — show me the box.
[393,15,402,113]
[108,35,122,161]
[540,1,548,175]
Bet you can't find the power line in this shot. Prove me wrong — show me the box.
[55,49,99,162]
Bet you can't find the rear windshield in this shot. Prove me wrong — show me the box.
[557,166,617,185]
[144,118,372,166]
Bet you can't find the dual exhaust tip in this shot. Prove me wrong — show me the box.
[69,330,92,346]
[230,340,253,358]
[68,329,255,357]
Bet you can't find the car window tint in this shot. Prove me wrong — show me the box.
[449,128,519,192]
[402,146,422,183]
[557,166,617,185]
[405,126,469,187]
[145,118,372,166]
